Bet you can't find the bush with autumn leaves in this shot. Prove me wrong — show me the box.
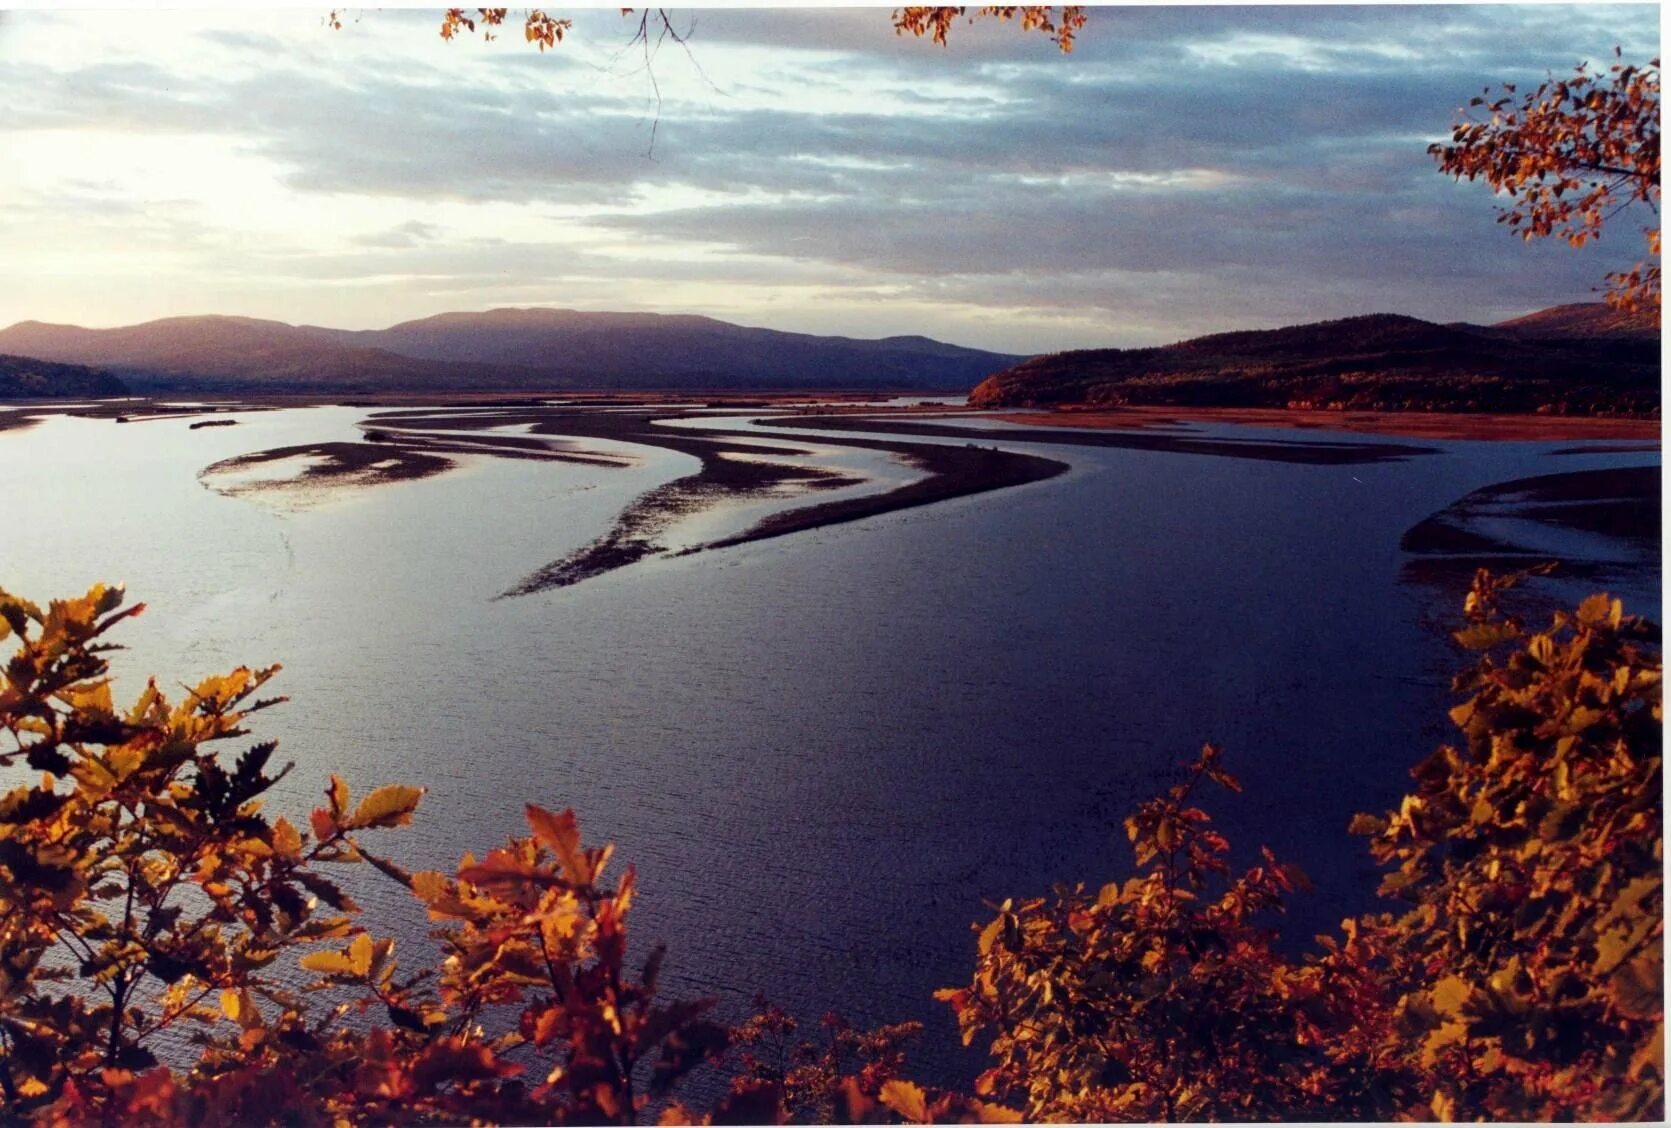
[0,571,1660,1123]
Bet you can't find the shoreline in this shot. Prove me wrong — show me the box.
[5,392,1661,442]
[985,405,1661,442]
[7,394,1660,593]
[762,410,1437,464]
[360,404,1071,593]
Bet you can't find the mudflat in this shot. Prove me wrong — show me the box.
[8,393,1659,595]
[986,406,1661,442]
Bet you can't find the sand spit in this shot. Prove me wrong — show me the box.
[987,406,1661,443]
[0,409,44,435]
[15,393,1655,597]
[1400,465,1661,599]
[351,404,1073,593]
[505,462,863,594]
[762,411,1437,465]
[200,441,455,498]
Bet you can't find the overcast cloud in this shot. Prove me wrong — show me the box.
[0,5,1657,351]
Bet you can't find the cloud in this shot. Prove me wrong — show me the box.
[350,220,444,249]
[0,4,1658,349]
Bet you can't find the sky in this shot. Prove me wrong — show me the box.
[0,3,1660,352]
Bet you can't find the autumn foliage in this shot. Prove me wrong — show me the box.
[1432,52,1661,318]
[891,7,1087,53]
[420,6,1088,56]
[934,569,1662,1122]
[437,7,571,51]
[1355,572,1664,1120]
[0,586,730,1123]
[0,571,1660,1122]
[935,745,1415,1122]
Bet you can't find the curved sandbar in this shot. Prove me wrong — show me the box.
[1402,466,1662,558]
[1399,465,1661,597]
[363,404,1072,593]
[758,411,1436,465]
[703,442,1067,550]
[983,406,1661,444]
[200,441,455,495]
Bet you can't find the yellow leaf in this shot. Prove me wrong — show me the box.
[272,817,302,856]
[107,744,143,780]
[220,988,241,1021]
[59,679,114,714]
[1155,818,1176,851]
[327,774,350,817]
[526,805,588,884]
[300,950,357,976]
[349,784,424,830]
[1422,1020,1468,1068]
[350,932,374,977]
[1432,975,1470,1017]
[412,870,450,903]
[879,1079,929,1123]
[1577,592,1613,625]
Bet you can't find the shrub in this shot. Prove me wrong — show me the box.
[935,569,1662,1122]
[0,585,728,1124]
[1357,571,1663,1120]
[0,573,1660,1123]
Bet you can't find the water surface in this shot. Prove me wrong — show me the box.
[0,406,1657,1082]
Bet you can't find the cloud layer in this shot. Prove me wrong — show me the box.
[0,5,1657,351]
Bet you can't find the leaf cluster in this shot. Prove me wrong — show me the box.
[439,8,572,50]
[1431,51,1661,317]
[1354,569,1664,1120]
[0,585,735,1124]
[891,7,1086,53]
[933,745,1415,1122]
[933,570,1662,1121]
[0,573,1659,1122]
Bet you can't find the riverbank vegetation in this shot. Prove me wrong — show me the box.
[967,309,1659,414]
[0,569,1658,1123]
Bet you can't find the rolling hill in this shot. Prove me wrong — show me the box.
[0,310,1021,394]
[969,306,1660,415]
[1482,302,1659,340]
[0,316,566,394]
[320,308,1017,388]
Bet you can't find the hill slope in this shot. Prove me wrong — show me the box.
[320,308,1018,389]
[0,353,129,398]
[1488,302,1659,339]
[0,316,552,394]
[0,310,1020,394]
[970,306,1659,415]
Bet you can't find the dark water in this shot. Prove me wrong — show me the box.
[0,408,1658,1083]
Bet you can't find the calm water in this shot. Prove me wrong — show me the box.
[0,407,1658,1081]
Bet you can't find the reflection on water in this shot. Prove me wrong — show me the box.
[0,407,1659,1085]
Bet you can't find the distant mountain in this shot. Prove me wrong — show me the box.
[0,310,1021,394]
[317,308,1019,389]
[970,306,1659,415]
[0,353,128,398]
[0,316,546,394]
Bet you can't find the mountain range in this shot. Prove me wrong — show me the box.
[970,304,1659,415]
[0,303,1658,414]
[0,309,1022,395]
